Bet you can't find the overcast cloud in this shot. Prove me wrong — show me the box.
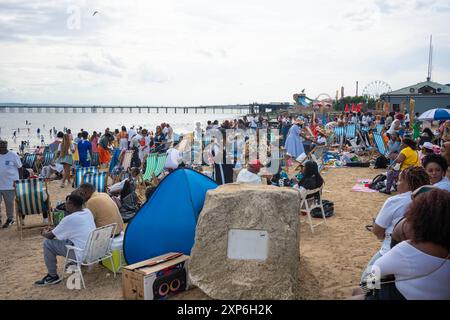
[0,0,449,105]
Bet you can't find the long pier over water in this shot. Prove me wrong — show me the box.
[0,103,291,115]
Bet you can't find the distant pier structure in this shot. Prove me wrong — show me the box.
[0,103,292,115]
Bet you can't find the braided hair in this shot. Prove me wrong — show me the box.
[400,166,430,192]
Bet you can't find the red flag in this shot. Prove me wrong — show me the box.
[345,103,349,113]
[357,103,362,113]
[351,103,356,112]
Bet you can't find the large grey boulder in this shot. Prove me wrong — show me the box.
[189,184,301,300]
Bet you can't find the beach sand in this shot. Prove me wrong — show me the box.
[0,167,388,300]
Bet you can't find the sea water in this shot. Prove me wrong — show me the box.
[0,110,242,151]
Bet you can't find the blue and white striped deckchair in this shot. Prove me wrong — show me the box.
[376,124,384,134]
[373,132,389,157]
[109,149,121,174]
[74,166,98,188]
[22,153,37,169]
[345,124,357,139]
[83,172,107,193]
[42,151,55,167]
[91,152,100,167]
[333,126,345,145]
[14,178,52,239]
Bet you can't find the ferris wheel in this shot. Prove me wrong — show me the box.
[362,80,392,99]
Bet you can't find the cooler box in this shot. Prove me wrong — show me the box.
[102,232,125,273]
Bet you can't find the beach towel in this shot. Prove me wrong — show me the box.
[351,179,378,193]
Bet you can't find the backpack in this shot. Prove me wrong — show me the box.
[369,174,387,190]
[374,155,389,169]
[311,200,334,218]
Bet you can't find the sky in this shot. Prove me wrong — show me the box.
[0,0,449,106]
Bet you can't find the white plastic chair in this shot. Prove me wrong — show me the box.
[300,187,327,234]
[64,223,117,289]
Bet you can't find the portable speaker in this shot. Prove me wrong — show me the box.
[152,267,187,300]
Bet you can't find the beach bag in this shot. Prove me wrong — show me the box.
[311,200,334,218]
[369,174,387,190]
[374,155,388,169]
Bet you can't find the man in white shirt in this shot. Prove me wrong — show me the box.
[0,140,23,228]
[236,160,262,185]
[165,143,182,171]
[387,118,401,136]
[35,193,96,286]
[128,127,137,143]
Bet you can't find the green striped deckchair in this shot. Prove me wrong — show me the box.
[83,172,108,193]
[142,154,157,181]
[14,178,52,239]
[153,154,168,177]
[74,167,98,188]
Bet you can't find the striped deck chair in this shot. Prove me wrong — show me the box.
[121,151,133,172]
[117,150,134,182]
[22,153,37,169]
[345,124,357,140]
[143,154,157,181]
[74,166,98,189]
[376,124,384,134]
[42,151,55,167]
[373,132,389,157]
[154,154,168,177]
[91,152,100,167]
[333,126,345,146]
[108,149,121,174]
[83,172,108,193]
[14,178,52,239]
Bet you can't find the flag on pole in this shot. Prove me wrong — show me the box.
[345,103,349,113]
[351,103,356,113]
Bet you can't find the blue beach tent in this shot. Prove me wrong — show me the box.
[123,168,218,265]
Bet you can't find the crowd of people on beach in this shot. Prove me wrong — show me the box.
[0,109,449,299]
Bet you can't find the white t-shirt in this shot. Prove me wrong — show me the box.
[387,119,401,135]
[128,129,137,142]
[162,127,169,135]
[52,208,96,261]
[375,191,412,255]
[0,151,22,190]
[236,169,262,184]
[371,241,450,300]
[165,148,181,170]
[405,114,410,122]
[434,176,450,192]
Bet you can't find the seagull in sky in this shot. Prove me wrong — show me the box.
[93,11,99,16]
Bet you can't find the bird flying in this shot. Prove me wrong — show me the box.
[93,11,99,16]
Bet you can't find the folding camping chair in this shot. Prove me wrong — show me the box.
[90,152,100,168]
[299,187,327,234]
[64,223,117,289]
[372,132,390,158]
[73,167,98,189]
[83,172,108,193]
[14,178,52,239]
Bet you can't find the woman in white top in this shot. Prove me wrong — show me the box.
[370,189,450,300]
[361,167,430,282]
[423,154,450,192]
[57,134,75,188]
